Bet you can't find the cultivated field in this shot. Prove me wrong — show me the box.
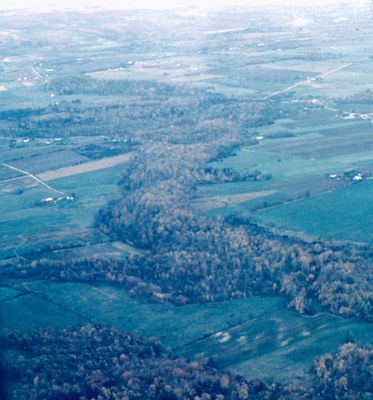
[196,97,373,243]
[37,152,133,181]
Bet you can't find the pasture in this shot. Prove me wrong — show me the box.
[0,281,371,382]
[196,102,373,243]
[0,163,128,259]
[253,180,373,243]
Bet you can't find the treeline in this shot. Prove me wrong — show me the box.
[1,73,372,320]
[311,342,373,399]
[201,167,270,184]
[48,76,195,98]
[0,77,283,143]
[94,143,372,320]
[2,138,372,319]
[1,325,371,400]
[336,89,373,107]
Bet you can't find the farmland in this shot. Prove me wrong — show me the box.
[0,2,372,398]
[1,280,371,383]
[0,164,128,259]
[253,180,373,243]
[196,100,373,242]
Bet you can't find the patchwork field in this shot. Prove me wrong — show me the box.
[0,163,129,259]
[37,152,133,181]
[253,179,373,243]
[1,6,373,395]
[196,102,373,243]
[0,281,371,382]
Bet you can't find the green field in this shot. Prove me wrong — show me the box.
[195,104,373,243]
[0,164,127,259]
[253,179,373,243]
[0,281,371,382]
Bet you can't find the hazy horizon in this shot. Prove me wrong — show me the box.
[0,0,360,12]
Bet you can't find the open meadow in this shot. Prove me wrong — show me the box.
[1,280,371,382]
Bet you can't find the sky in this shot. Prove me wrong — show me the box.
[0,0,351,11]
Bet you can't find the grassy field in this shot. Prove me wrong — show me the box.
[9,149,89,175]
[196,104,373,243]
[193,190,279,212]
[0,163,127,259]
[0,281,371,382]
[38,152,133,181]
[253,179,373,243]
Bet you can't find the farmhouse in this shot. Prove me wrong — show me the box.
[352,174,363,182]
[41,197,55,203]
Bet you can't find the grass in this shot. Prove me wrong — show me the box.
[0,292,83,330]
[0,163,126,259]
[193,190,279,212]
[196,109,373,243]
[10,149,89,175]
[1,281,371,382]
[253,180,373,243]
[38,152,132,181]
[200,136,373,243]
[0,287,20,302]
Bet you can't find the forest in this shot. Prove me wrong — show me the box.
[1,74,371,320]
[4,133,371,320]
[1,324,371,400]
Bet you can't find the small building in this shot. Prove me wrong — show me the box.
[41,197,55,203]
[352,174,363,182]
